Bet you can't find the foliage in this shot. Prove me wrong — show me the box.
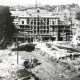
[0,6,15,42]
[76,12,80,20]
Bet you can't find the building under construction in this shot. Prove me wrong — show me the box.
[12,8,72,42]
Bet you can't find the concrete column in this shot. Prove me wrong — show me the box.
[24,25,25,42]
[56,25,58,41]
[36,18,37,34]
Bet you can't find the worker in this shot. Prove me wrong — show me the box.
[70,54,72,60]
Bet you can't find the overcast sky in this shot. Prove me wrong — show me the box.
[0,0,80,5]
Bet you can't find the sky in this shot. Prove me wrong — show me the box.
[0,0,80,6]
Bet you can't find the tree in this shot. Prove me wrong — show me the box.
[76,12,80,20]
[0,6,15,43]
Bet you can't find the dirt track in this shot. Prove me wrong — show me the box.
[19,49,77,80]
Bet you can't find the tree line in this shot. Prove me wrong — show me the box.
[0,6,15,44]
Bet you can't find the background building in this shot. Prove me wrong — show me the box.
[11,8,72,42]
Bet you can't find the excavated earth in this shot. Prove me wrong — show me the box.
[1,42,80,80]
[19,48,80,80]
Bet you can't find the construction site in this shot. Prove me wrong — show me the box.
[1,0,80,80]
[0,41,80,80]
[12,8,72,42]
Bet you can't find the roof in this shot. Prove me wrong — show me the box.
[11,8,58,18]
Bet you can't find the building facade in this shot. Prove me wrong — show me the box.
[11,9,72,42]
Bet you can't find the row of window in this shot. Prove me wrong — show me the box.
[20,18,59,25]
[21,20,65,26]
[34,30,49,33]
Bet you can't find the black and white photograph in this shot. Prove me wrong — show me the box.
[0,0,80,80]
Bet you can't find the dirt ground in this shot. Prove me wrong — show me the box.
[19,48,80,80]
[1,42,80,80]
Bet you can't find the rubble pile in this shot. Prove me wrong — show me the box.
[0,48,41,80]
[33,42,80,79]
[35,42,69,59]
[11,42,35,52]
[24,58,41,69]
[0,49,24,80]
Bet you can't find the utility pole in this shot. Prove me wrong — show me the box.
[16,29,19,64]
